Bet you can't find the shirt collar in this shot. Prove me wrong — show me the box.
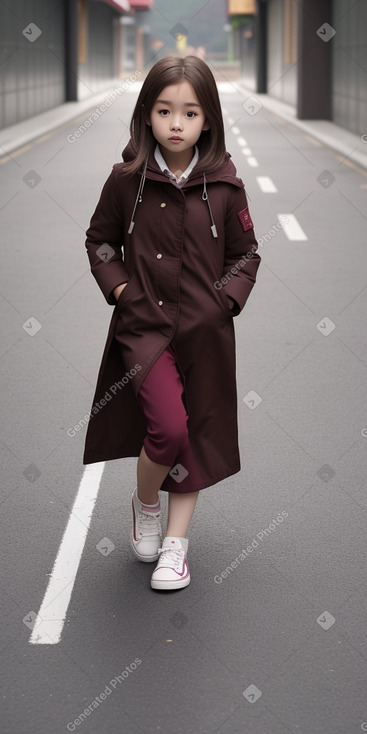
[154,144,199,185]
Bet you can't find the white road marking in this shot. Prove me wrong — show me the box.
[247,157,259,167]
[29,462,105,644]
[232,126,240,134]
[256,176,278,193]
[277,213,308,240]
[228,117,234,125]
[238,136,247,146]
[242,147,252,155]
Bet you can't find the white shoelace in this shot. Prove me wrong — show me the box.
[137,509,161,538]
[157,548,184,570]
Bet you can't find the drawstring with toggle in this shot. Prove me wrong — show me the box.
[128,159,148,234]
[128,164,218,239]
[202,173,218,238]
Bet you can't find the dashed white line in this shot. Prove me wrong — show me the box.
[277,213,308,241]
[29,462,105,644]
[228,117,234,125]
[256,176,278,193]
[242,148,252,156]
[247,157,259,167]
[232,126,240,134]
[238,136,247,146]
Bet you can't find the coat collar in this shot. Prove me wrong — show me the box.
[153,144,199,185]
[121,140,244,190]
[122,139,244,238]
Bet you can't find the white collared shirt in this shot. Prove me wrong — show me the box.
[154,144,199,186]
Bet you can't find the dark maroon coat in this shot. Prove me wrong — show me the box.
[83,143,261,493]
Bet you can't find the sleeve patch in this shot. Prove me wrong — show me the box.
[237,206,254,232]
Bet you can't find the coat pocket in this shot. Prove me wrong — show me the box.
[217,286,234,317]
[116,272,136,311]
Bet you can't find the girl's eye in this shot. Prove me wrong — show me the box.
[156,109,197,118]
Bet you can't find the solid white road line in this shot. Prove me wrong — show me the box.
[256,176,278,193]
[29,462,105,644]
[247,157,259,167]
[277,213,308,240]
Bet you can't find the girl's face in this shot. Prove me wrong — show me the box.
[149,80,209,160]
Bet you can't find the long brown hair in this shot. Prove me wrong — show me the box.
[121,55,226,176]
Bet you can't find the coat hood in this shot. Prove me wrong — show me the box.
[121,139,244,238]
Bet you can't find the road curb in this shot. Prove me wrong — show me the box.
[0,78,141,160]
[237,81,367,174]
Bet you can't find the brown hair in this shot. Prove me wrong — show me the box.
[121,55,226,176]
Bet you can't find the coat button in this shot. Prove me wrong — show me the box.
[158,300,163,306]
[156,253,162,259]
[160,202,166,208]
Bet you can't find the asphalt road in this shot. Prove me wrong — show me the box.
[1,77,367,734]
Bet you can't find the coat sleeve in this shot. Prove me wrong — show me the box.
[85,165,129,305]
[222,185,261,316]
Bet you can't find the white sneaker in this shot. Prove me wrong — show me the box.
[130,488,162,562]
[151,536,190,590]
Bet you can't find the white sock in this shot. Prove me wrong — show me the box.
[137,490,160,508]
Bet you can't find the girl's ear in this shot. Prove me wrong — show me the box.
[202,120,210,131]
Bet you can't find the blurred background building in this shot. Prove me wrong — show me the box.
[254,0,367,135]
[0,0,366,136]
[0,0,153,128]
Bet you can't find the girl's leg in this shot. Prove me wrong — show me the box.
[136,348,189,504]
[166,491,199,538]
[132,347,196,575]
[136,446,170,505]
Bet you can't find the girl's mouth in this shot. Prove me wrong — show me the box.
[168,136,183,142]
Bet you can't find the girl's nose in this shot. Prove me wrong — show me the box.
[170,117,183,130]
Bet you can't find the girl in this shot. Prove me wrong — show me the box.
[83,55,261,591]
